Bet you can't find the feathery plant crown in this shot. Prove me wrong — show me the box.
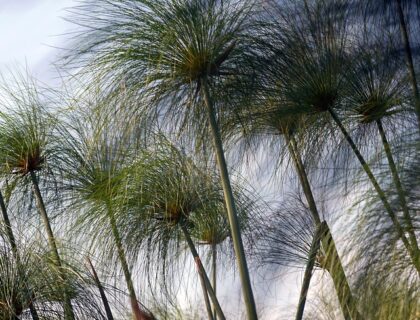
[68,0,256,135]
[111,140,258,283]
[62,110,136,207]
[0,76,60,179]
[71,0,253,83]
[343,43,411,125]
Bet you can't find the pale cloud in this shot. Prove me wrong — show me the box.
[0,0,75,82]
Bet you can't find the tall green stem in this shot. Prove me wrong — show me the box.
[212,243,217,320]
[29,171,75,320]
[321,225,361,320]
[395,0,420,130]
[201,77,258,320]
[181,224,226,320]
[376,120,419,265]
[286,135,361,319]
[295,222,326,320]
[107,207,149,320]
[328,110,420,273]
[86,256,114,320]
[285,136,320,226]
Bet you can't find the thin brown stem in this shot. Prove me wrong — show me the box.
[86,257,114,320]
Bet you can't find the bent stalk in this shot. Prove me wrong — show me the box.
[30,171,75,320]
[201,77,258,320]
[181,223,226,320]
[295,222,326,320]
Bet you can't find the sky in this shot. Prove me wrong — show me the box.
[0,0,75,83]
[0,1,324,319]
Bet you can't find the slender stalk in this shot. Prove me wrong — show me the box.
[86,256,114,320]
[328,109,420,273]
[295,222,326,320]
[321,225,361,320]
[0,190,19,258]
[212,243,217,320]
[29,171,75,320]
[0,190,40,320]
[201,77,258,320]
[395,0,420,130]
[107,206,149,320]
[28,305,39,320]
[181,224,226,320]
[285,136,321,226]
[196,256,215,320]
[286,135,362,320]
[376,120,419,262]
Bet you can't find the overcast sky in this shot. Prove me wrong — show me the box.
[0,2,319,319]
[0,0,75,83]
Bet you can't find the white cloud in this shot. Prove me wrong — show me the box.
[0,0,75,82]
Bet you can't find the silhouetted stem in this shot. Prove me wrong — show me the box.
[28,304,40,320]
[86,257,114,320]
[376,120,419,264]
[295,222,326,320]
[30,171,75,320]
[181,224,226,320]
[328,110,420,273]
[286,135,362,320]
[201,77,258,320]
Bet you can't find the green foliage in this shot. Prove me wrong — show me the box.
[0,0,418,319]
